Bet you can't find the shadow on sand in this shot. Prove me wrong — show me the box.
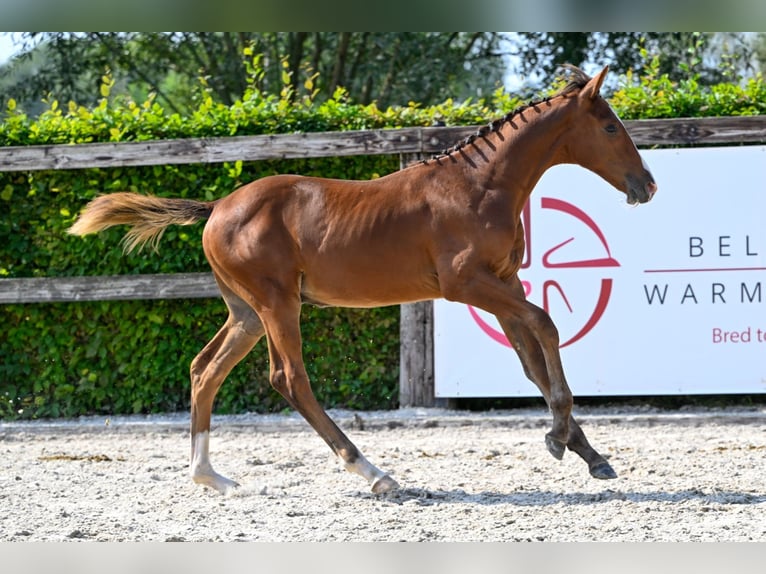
[357,486,766,507]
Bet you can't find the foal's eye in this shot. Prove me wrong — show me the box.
[604,124,618,135]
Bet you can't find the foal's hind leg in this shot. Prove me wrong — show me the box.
[189,286,264,494]
[498,315,616,479]
[258,299,399,494]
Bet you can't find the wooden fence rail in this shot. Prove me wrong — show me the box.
[2,115,766,406]
[0,272,219,304]
[2,116,766,173]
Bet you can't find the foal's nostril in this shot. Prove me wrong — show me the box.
[646,181,658,200]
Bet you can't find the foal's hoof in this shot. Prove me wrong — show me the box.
[589,462,618,480]
[371,474,400,494]
[545,433,567,461]
[192,472,240,496]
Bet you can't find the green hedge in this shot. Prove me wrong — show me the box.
[608,52,766,119]
[2,58,765,419]
[0,66,502,420]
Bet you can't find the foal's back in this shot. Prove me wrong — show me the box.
[202,169,451,308]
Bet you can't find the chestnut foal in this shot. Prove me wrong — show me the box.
[69,65,656,495]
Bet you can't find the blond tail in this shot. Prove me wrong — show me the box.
[67,192,215,253]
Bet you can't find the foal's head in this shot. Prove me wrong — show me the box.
[563,65,657,205]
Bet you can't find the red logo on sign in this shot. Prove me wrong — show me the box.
[468,197,619,348]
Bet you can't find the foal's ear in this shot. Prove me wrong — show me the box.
[581,65,609,100]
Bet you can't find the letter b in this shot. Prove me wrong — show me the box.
[689,237,703,257]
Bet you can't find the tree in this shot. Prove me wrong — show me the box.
[745,32,766,78]
[5,33,757,119]
[1,33,508,115]
[509,33,759,92]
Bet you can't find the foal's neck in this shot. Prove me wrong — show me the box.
[454,95,574,219]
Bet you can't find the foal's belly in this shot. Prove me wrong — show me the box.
[300,266,441,308]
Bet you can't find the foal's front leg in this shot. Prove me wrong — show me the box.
[499,311,616,479]
[442,268,574,459]
[506,301,574,461]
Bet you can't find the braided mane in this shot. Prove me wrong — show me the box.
[425,65,592,163]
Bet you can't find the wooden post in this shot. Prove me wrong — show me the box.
[399,300,436,407]
[398,153,437,407]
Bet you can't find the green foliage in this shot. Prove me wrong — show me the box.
[611,51,766,119]
[0,68,500,421]
[2,61,765,420]
[2,33,508,117]
[511,33,756,92]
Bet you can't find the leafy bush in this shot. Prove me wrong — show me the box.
[2,55,765,420]
[610,51,766,119]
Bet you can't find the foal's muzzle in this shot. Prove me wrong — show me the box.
[626,176,657,205]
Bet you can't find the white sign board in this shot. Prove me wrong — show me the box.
[434,146,766,397]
